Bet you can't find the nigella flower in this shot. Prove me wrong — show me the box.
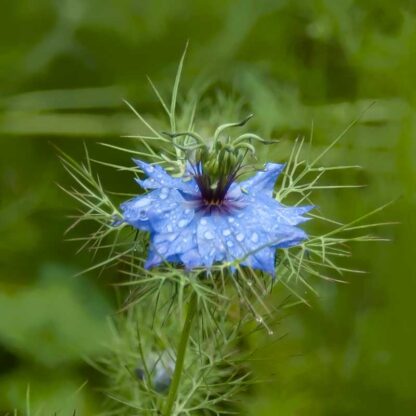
[135,350,175,394]
[121,159,312,276]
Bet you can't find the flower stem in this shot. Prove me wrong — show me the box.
[163,291,197,416]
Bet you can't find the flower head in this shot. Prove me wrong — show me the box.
[121,159,312,276]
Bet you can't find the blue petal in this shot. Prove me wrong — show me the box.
[122,159,311,276]
[144,244,182,269]
[134,159,199,195]
[153,220,197,257]
[120,193,155,231]
[180,248,204,269]
[148,191,195,233]
[269,223,308,248]
[234,200,309,248]
[144,246,164,268]
[196,215,227,267]
[275,205,313,225]
[134,160,176,189]
[246,193,313,226]
[193,200,309,272]
[120,188,182,229]
[195,214,269,269]
[239,163,285,197]
[241,247,276,276]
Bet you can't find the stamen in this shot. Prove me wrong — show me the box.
[187,162,240,213]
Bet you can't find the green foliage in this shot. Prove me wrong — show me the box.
[0,264,109,366]
[0,264,111,414]
[0,0,415,414]
[94,284,254,415]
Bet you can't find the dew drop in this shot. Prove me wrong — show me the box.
[158,245,168,254]
[135,198,150,208]
[204,231,214,240]
[268,330,274,336]
[228,217,235,223]
[159,188,169,200]
[251,233,259,243]
[255,316,263,324]
[200,218,207,225]
[178,219,188,228]
[147,165,155,172]
[222,229,231,236]
[226,240,233,247]
[236,233,244,242]
[167,225,173,233]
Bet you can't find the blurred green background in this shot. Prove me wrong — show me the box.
[1,0,415,414]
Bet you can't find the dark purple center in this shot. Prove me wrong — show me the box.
[188,163,242,214]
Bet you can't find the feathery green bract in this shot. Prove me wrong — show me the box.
[92,283,257,415]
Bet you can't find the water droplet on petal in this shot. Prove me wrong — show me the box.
[147,165,154,172]
[167,225,173,233]
[204,231,214,240]
[222,229,231,236]
[236,233,244,242]
[178,219,188,228]
[158,245,168,254]
[228,217,235,223]
[226,240,233,247]
[168,234,176,242]
[139,210,148,220]
[200,218,207,225]
[135,198,151,208]
[251,233,259,243]
[159,188,169,200]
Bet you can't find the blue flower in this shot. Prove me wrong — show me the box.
[121,160,312,276]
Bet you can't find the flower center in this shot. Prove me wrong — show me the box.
[189,162,240,213]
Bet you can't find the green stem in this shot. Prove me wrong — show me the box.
[163,291,197,416]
